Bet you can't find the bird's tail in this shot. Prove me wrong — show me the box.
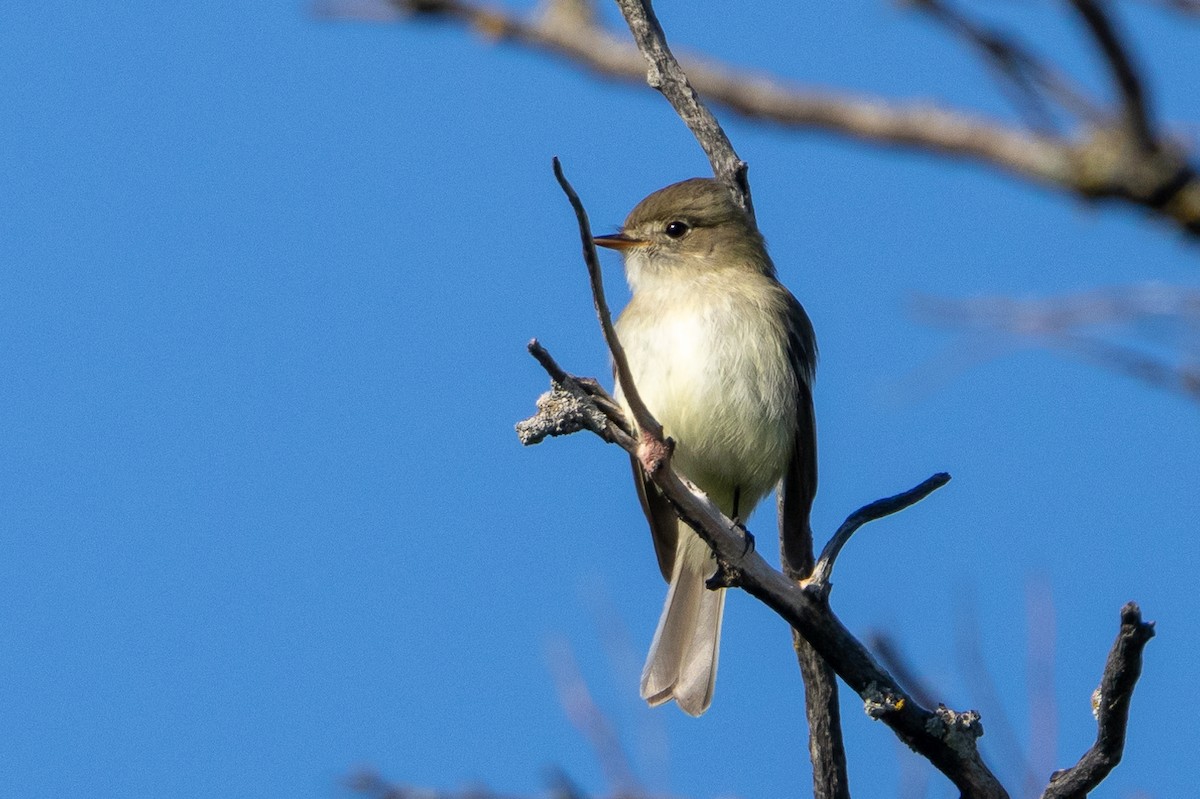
[640,525,726,716]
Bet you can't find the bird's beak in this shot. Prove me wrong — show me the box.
[593,233,645,251]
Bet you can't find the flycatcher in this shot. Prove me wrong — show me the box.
[594,178,818,717]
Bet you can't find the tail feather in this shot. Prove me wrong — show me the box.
[640,526,726,716]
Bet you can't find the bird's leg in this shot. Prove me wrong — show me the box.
[731,485,755,556]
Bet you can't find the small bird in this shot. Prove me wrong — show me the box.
[594,178,818,717]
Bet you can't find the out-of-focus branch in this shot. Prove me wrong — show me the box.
[956,598,1038,797]
[1069,0,1157,151]
[352,0,1200,234]
[545,638,641,796]
[910,0,1105,132]
[1041,603,1155,799]
[913,285,1200,405]
[347,771,533,799]
[1147,0,1200,13]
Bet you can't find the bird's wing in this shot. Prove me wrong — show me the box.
[631,456,679,582]
[778,296,819,579]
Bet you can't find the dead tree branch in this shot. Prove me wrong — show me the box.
[805,473,951,597]
[362,0,1200,234]
[913,285,1200,405]
[1040,603,1155,799]
[545,637,642,796]
[611,0,752,219]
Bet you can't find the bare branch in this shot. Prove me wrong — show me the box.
[805,473,951,596]
[1041,603,1155,799]
[365,0,1200,233]
[1069,0,1157,151]
[610,0,753,219]
[545,637,641,796]
[913,286,1200,405]
[517,340,635,446]
[909,0,1105,132]
[550,158,666,468]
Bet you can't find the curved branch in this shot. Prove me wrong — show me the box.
[805,473,951,596]
[551,157,664,455]
[376,0,1200,234]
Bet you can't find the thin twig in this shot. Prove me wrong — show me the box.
[956,597,1037,796]
[1041,603,1155,799]
[545,637,642,796]
[910,0,1106,131]
[1069,0,1157,151]
[550,158,665,463]
[805,473,951,595]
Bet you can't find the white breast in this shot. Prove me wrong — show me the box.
[615,271,797,518]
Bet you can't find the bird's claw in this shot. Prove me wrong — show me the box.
[734,518,755,557]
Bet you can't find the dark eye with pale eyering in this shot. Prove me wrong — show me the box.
[664,220,690,239]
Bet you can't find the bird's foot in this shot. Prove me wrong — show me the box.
[733,518,755,557]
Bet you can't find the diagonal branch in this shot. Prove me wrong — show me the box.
[910,0,1106,133]
[611,0,753,220]
[551,157,665,456]
[1041,603,1155,799]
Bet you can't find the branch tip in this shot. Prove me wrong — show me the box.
[1041,601,1154,798]
[807,473,951,592]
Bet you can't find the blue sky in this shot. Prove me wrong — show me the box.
[1,2,1197,798]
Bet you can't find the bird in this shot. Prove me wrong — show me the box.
[593,178,818,717]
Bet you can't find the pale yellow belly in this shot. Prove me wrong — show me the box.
[616,288,797,518]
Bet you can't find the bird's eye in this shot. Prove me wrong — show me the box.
[664,220,690,239]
